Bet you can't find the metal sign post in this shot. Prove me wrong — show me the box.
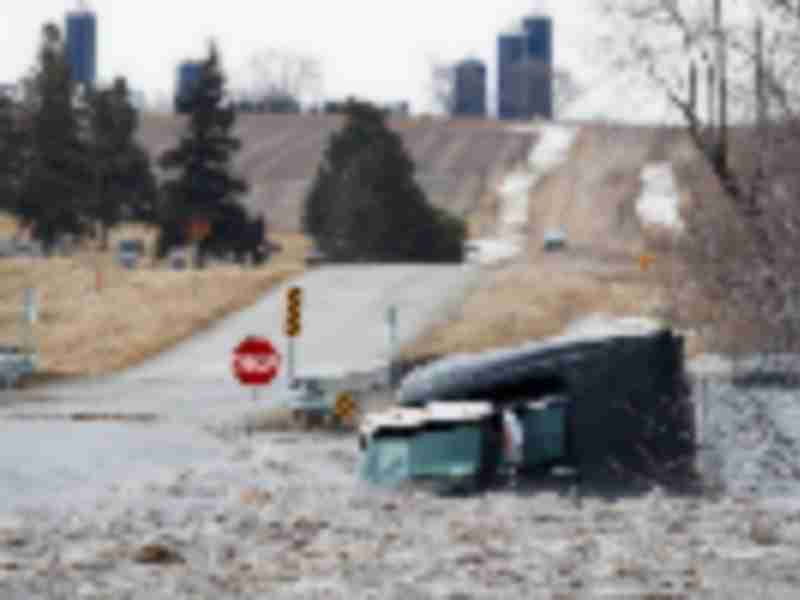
[22,288,37,355]
[287,337,296,384]
[387,305,398,386]
[284,286,302,385]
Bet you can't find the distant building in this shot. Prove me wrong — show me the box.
[174,61,204,114]
[454,59,487,118]
[498,15,553,120]
[65,9,97,90]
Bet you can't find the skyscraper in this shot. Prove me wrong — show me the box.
[497,15,553,120]
[454,59,487,118]
[65,8,97,89]
[175,61,204,113]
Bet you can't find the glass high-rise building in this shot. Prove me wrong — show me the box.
[175,61,204,113]
[498,15,553,120]
[454,59,487,118]
[66,10,97,89]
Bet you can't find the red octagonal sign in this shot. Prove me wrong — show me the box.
[232,336,281,386]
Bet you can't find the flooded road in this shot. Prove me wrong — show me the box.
[0,265,479,513]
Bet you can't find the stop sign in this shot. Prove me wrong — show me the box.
[232,336,281,386]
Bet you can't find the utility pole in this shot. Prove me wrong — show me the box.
[706,51,716,132]
[714,0,728,172]
[755,15,767,132]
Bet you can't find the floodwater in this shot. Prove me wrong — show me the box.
[0,265,479,513]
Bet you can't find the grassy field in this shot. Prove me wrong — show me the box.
[0,221,305,379]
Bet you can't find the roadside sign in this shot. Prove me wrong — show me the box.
[334,391,357,420]
[232,336,281,386]
[639,254,655,272]
[285,286,302,338]
[187,218,211,242]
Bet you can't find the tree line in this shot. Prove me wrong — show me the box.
[0,23,465,265]
[0,23,262,264]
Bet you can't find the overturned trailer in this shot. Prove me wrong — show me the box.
[360,318,696,492]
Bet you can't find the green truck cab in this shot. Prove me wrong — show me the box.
[358,397,570,493]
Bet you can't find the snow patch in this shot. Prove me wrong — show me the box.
[636,162,685,233]
[561,313,662,341]
[470,125,578,267]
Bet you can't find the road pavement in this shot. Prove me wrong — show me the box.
[0,264,480,513]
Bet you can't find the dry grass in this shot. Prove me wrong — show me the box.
[0,220,305,379]
[0,214,16,237]
[405,264,664,358]
[403,125,676,360]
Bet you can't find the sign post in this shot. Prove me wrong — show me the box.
[22,288,37,355]
[187,218,211,298]
[284,286,302,384]
[232,336,281,405]
[387,305,398,386]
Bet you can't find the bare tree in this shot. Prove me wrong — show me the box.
[428,57,457,115]
[246,49,323,108]
[553,67,584,117]
[601,0,800,356]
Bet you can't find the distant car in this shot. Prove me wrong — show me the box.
[543,229,567,252]
[117,239,145,269]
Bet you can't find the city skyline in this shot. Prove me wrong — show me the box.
[0,0,606,115]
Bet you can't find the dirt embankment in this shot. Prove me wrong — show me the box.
[137,113,535,232]
[403,125,699,360]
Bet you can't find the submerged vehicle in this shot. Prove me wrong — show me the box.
[358,318,696,493]
[359,397,569,494]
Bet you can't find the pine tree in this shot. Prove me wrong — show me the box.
[158,43,248,264]
[17,23,92,251]
[304,99,465,262]
[0,95,28,214]
[88,77,157,248]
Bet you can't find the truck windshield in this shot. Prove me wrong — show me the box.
[360,424,483,486]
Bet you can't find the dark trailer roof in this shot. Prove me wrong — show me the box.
[398,322,696,489]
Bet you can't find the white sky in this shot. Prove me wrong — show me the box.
[0,0,611,114]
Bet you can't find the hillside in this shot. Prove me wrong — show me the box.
[137,113,537,231]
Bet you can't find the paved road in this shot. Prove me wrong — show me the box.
[0,264,480,513]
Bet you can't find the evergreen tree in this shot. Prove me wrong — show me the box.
[158,43,248,264]
[17,23,91,251]
[0,95,28,214]
[304,99,465,262]
[87,77,157,248]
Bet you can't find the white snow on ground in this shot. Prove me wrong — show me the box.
[3,417,800,598]
[636,162,685,233]
[468,124,579,267]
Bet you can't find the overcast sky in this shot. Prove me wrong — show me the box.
[0,0,616,114]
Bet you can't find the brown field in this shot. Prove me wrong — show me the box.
[0,119,716,379]
[0,222,304,378]
[403,124,708,360]
[137,113,536,232]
